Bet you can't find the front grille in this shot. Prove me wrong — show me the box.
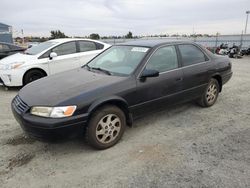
[13,95,30,113]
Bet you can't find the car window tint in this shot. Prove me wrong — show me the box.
[146,46,178,73]
[39,50,51,59]
[178,44,206,66]
[96,42,104,49]
[52,42,76,56]
[79,41,96,52]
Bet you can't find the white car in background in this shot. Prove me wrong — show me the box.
[0,38,110,87]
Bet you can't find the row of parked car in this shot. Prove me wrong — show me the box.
[0,39,232,149]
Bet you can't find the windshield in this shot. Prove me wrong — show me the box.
[25,41,59,55]
[87,46,150,76]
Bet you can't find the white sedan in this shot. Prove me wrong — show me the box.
[0,38,110,87]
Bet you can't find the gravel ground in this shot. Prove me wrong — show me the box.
[0,57,250,188]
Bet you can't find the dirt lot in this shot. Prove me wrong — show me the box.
[0,57,250,188]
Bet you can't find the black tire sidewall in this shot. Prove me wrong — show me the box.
[24,70,45,85]
[87,106,126,149]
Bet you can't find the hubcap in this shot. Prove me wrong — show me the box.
[206,83,217,104]
[96,114,121,144]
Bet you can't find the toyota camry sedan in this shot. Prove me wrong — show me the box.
[0,38,110,87]
[12,40,232,149]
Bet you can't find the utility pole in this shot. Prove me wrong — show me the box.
[21,29,24,45]
[245,11,250,34]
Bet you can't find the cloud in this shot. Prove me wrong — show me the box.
[0,0,249,36]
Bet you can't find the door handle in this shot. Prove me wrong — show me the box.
[176,77,183,82]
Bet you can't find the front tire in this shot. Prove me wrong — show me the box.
[197,78,219,107]
[23,70,46,85]
[86,105,126,149]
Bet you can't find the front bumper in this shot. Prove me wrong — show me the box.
[0,69,24,87]
[11,98,89,139]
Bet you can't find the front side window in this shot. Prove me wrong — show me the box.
[87,46,149,76]
[146,46,178,73]
[52,42,77,56]
[178,44,207,66]
[39,50,51,59]
[79,41,96,52]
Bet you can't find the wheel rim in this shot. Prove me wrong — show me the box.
[206,83,217,104]
[95,114,121,144]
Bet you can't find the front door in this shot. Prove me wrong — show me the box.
[49,41,80,74]
[132,45,184,117]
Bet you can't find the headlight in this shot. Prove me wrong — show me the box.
[0,62,25,70]
[30,106,77,118]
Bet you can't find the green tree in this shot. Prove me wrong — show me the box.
[50,30,68,39]
[125,31,133,39]
[89,33,100,40]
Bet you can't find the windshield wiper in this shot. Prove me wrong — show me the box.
[90,67,112,75]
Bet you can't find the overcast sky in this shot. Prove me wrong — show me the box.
[1,0,249,37]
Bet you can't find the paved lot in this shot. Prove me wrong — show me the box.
[0,57,250,188]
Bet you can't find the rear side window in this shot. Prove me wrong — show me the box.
[178,44,207,66]
[52,42,77,56]
[78,41,96,52]
[146,46,178,73]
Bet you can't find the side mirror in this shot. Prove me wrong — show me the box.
[140,69,159,79]
[49,52,57,60]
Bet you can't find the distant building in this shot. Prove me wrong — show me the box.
[0,23,13,43]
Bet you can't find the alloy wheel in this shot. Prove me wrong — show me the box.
[95,114,121,144]
[206,83,218,104]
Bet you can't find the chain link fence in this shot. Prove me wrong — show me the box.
[101,34,250,50]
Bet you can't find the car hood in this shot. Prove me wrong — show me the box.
[19,68,126,107]
[0,53,35,65]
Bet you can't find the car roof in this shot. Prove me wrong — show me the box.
[49,38,105,44]
[117,39,194,48]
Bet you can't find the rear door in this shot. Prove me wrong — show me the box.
[133,45,183,116]
[49,41,79,74]
[76,41,103,66]
[177,44,212,100]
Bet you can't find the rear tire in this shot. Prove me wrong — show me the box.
[86,105,126,150]
[197,78,220,107]
[23,70,46,85]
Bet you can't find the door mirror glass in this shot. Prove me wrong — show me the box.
[140,69,159,78]
[49,52,57,59]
